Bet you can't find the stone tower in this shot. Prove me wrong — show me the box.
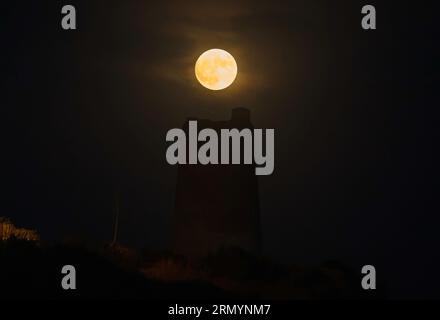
[171,108,262,256]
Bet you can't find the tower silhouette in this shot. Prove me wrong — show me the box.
[171,108,262,256]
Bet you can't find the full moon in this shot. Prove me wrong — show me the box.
[195,49,238,91]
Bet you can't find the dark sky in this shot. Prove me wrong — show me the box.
[1,1,438,298]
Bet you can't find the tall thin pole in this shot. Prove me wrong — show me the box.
[111,189,119,245]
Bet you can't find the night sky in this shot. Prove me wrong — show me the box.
[1,1,438,298]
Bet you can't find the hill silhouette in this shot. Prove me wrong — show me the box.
[0,240,386,299]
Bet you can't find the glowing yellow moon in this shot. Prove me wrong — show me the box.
[195,49,237,90]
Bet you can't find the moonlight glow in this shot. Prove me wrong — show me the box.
[195,49,237,91]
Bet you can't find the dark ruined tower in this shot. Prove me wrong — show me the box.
[172,108,262,256]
